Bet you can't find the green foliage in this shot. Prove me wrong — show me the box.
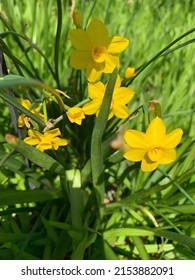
[0,0,194,260]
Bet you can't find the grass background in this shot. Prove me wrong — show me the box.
[0,0,195,260]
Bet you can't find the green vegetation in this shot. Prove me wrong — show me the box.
[0,0,194,260]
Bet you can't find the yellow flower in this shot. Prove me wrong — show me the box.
[124,67,135,79]
[68,19,129,82]
[67,107,85,125]
[82,75,134,119]
[24,128,69,152]
[123,117,183,172]
[17,98,44,128]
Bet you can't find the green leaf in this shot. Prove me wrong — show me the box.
[66,169,83,229]
[0,90,45,128]
[0,189,62,206]
[0,74,65,113]
[103,239,118,260]
[70,231,97,260]
[0,233,41,243]
[104,228,154,241]
[154,229,195,250]
[90,67,118,207]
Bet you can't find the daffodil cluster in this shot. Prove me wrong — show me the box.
[17,97,69,152]
[68,18,135,124]
[19,15,183,172]
[20,18,135,153]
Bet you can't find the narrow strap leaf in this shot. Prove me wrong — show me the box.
[90,67,118,207]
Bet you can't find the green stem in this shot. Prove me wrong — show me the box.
[54,0,62,88]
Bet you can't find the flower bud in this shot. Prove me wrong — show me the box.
[73,11,81,27]
[124,67,135,79]
[149,100,161,121]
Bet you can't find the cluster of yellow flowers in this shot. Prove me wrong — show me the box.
[67,18,135,122]
[20,14,183,172]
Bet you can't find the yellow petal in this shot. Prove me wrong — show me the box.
[18,114,25,127]
[114,75,121,88]
[83,100,101,115]
[44,128,61,139]
[141,155,159,172]
[107,36,129,54]
[160,128,183,149]
[67,107,85,125]
[70,50,92,69]
[146,117,166,145]
[17,98,31,109]
[87,19,110,47]
[103,54,119,73]
[86,61,104,82]
[113,104,130,118]
[52,138,70,148]
[24,137,40,145]
[74,118,82,125]
[88,81,105,99]
[68,29,91,50]
[124,130,150,149]
[113,87,134,104]
[28,129,43,139]
[108,110,114,120]
[36,142,52,152]
[123,148,146,162]
[158,149,176,164]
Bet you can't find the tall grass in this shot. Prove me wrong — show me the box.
[0,0,194,260]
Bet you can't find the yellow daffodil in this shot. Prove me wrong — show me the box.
[124,67,135,79]
[67,107,85,125]
[123,117,183,172]
[24,128,69,152]
[17,98,44,128]
[68,19,129,82]
[82,75,134,119]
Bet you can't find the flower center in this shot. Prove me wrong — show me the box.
[73,112,81,118]
[91,45,106,62]
[147,147,164,162]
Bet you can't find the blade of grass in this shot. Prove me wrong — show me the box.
[125,28,195,86]
[130,236,150,260]
[14,201,51,260]
[0,74,66,115]
[154,229,195,250]
[0,189,61,206]
[157,168,195,205]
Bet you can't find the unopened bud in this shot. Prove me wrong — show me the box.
[5,134,18,144]
[124,67,135,79]
[73,11,81,27]
[149,100,161,121]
